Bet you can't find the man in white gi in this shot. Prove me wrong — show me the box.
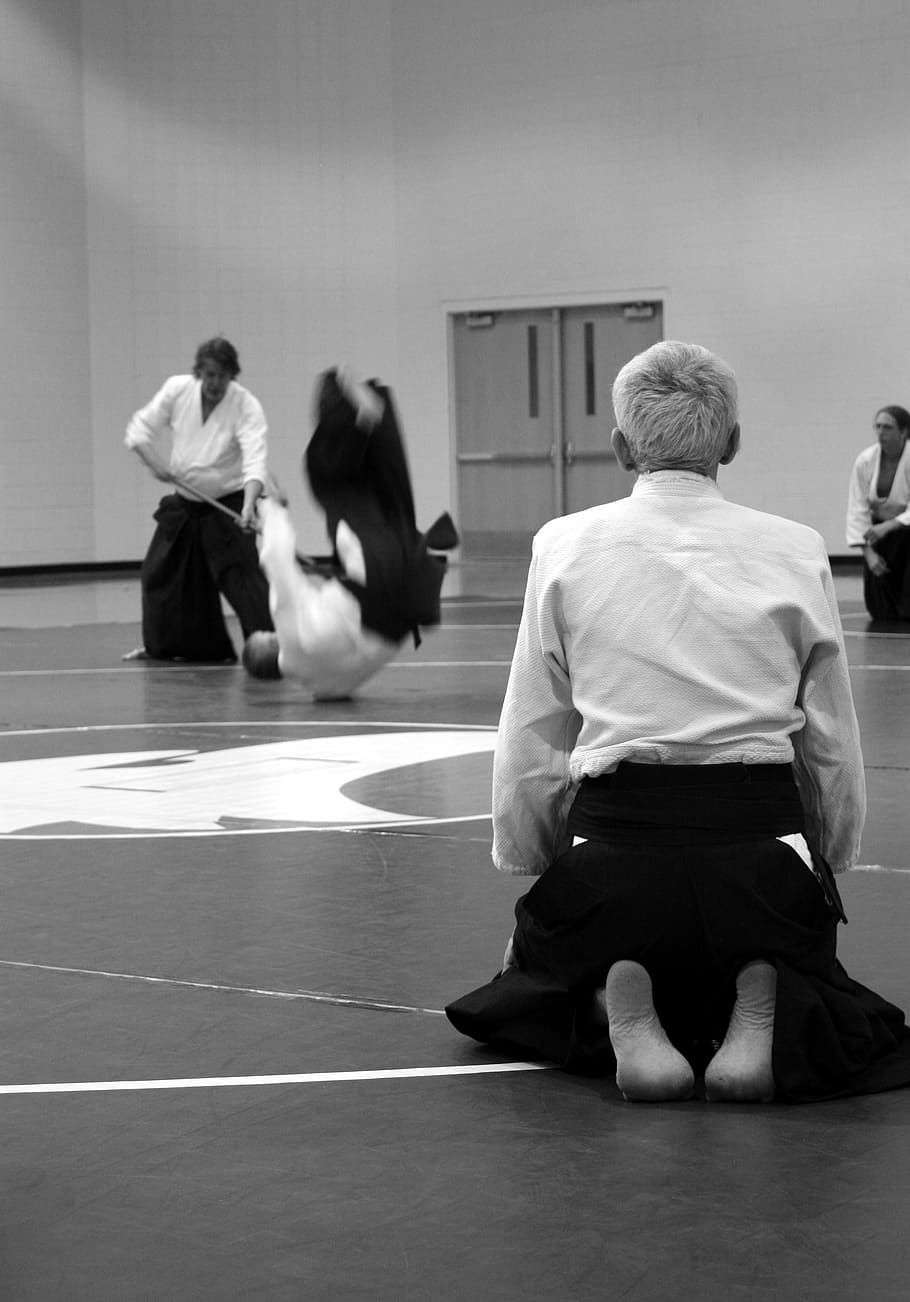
[448,341,910,1105]
[125,336,274,661]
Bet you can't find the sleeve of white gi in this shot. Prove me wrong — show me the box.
[491,541,581,876]
[845,453,872,547]
[233,388,269,488]
[257,497,362,669]
[791,559,866,874]
[124,376,180,453]
[257,498,320,654]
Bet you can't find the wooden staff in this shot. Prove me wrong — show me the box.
[169,474,338,577]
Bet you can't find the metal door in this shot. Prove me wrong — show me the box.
[452,301,663,557]
[452,309,557,558]
[561,303,663,512]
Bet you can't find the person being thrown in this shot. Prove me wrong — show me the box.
[446,339,910,1105]
[243,365,458,700]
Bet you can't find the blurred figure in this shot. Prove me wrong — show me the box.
[243,497,400,701]
[244,366,457,699]
[846,405,910,620]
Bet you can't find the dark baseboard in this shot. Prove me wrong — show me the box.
[0,561,141,588]
[0,555,862,586]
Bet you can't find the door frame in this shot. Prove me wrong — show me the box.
[444,287,669,551]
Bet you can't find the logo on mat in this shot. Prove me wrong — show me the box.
[0,728,496,838]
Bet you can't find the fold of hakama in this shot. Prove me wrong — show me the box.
[447,765,910,1102]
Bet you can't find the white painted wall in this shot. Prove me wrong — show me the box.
[81,0,399,559]
[390,0,910,549]
[2,0,907,565]
[0,0,93,566]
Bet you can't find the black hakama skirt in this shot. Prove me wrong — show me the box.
[446,763,910,1103]
[305,383,447,645]
[864,528,910,621]
[141,492,272,661]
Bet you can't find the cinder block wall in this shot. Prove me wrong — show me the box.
[1,0,903,564]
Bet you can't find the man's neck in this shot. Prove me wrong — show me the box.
[639,465,718,481]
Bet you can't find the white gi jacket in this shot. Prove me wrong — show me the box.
[256,498,398,701]
[125,375,268,499]
[493,472,865,877]
[845,441,910,546]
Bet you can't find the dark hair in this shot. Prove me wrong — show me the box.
[876,405,910,435]
[241,632,282,679]
[193,336,241,379]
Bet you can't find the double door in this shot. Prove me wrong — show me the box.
[452,302,663,556]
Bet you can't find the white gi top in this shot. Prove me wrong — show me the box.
[493,471,865,877]
[125,375,268,499]
[256,498,398,701]
[845,441,910,546]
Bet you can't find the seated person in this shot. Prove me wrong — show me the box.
[446,341,910,1105]
[244,366,458,699]
[846,404,910,621]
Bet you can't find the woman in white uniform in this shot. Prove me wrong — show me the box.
[846,404,910,621]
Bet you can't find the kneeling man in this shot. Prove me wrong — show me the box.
[447,340,910,1105]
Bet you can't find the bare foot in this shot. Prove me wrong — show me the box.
[598,961,695,1102]
[704,960,776,1103]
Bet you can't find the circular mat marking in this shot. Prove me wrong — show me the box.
[0,722,496,838]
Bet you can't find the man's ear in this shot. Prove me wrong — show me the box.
[719,422,741,466]
[611,428,637,471]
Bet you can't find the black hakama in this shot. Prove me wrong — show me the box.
[863,528,910,621]
[446,763,910,1103]
[141,492,273,661]
[304,381,448,645]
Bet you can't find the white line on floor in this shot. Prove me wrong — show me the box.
[0,720,497,737]
[4,657,910,679]
[388,660,509,668]
[0,660,513,677]
[848,665,910,671]
[0,1062,552,1097]
[0,959,448,1015]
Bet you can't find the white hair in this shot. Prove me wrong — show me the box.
[612,340,739,473]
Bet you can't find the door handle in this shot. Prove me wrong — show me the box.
[563,441,575,466]
[457,450,553,465]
